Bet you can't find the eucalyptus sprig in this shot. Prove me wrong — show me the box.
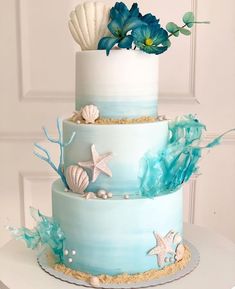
[166,12,210,38]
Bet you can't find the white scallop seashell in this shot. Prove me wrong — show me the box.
[173,232,182,244]
[66,165,89,194]
[82,105,99,123]
[69,1,111,50]
[89,276,100,287]
[175,243,185,261]
[71,109,83,123]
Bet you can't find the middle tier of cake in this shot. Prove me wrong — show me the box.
[63,120,168,196]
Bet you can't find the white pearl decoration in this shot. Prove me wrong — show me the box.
[97,190,106,198]
[107,192,113,198]
[102,194,108,200]
[169,257,174,263]
[124,194,129,199]
[64,249,69,256]
[72,250,76,256]
[68,257,73,263]
[164,257,169,263]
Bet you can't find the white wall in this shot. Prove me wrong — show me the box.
[0,0,235,247]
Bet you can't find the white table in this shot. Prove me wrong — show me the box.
[0,224,235,289]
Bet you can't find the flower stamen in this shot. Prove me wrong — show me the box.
[145,38,154,46]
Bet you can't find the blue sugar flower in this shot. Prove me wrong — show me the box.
[98,2,144,55]
[132,24,170,54]
[139,12,160,27]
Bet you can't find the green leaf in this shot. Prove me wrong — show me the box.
[178,27,191,36]
[183,12,195,28]
[166,22,179,37]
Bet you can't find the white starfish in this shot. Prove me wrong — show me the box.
[148,231,175,268]
[78,144,113,182]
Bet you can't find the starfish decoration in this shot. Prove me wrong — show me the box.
[78,144,113,182]
[148,231,175,268]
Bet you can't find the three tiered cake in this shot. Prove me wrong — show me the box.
[9,1,232,287]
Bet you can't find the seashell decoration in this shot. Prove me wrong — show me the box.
[71,109,83,123]
[173,232,182,244]
[89,276,100,287]
[66,165,89,194]
[81,105,99,124]
[69,1,111,50]
[175,243,185,261]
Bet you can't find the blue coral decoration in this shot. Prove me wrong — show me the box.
[139,115,235,198]
[33,118,75,189]
[7,208,65,259]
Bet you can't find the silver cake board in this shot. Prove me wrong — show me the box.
[37,240,200,288]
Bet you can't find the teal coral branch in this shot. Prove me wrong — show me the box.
[33,118,76,188]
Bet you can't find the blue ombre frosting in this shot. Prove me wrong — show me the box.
[76,100,158,119]
[52,180,183,275]
[75,50,159,119]
[63,120,168,195]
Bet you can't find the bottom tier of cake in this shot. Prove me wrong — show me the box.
[52,180,183,276]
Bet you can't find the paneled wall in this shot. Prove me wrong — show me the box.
[0,0,235,247]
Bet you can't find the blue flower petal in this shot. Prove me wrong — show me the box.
[132,25,151,41]
[142,45,168,54]
[129,3,139,17]
[108,19,123,37]
[123,17,145,34]
[110,2,129,25]
[152,27,168,45]
[141,13,160,26]
[98,37,119,55]
[118,35,134,49]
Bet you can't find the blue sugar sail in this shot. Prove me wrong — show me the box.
[139,114,235,198]
[7,207,65,259]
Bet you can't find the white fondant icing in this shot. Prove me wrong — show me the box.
[75,50,159,118]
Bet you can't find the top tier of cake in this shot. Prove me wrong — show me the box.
[75,50,159,119]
